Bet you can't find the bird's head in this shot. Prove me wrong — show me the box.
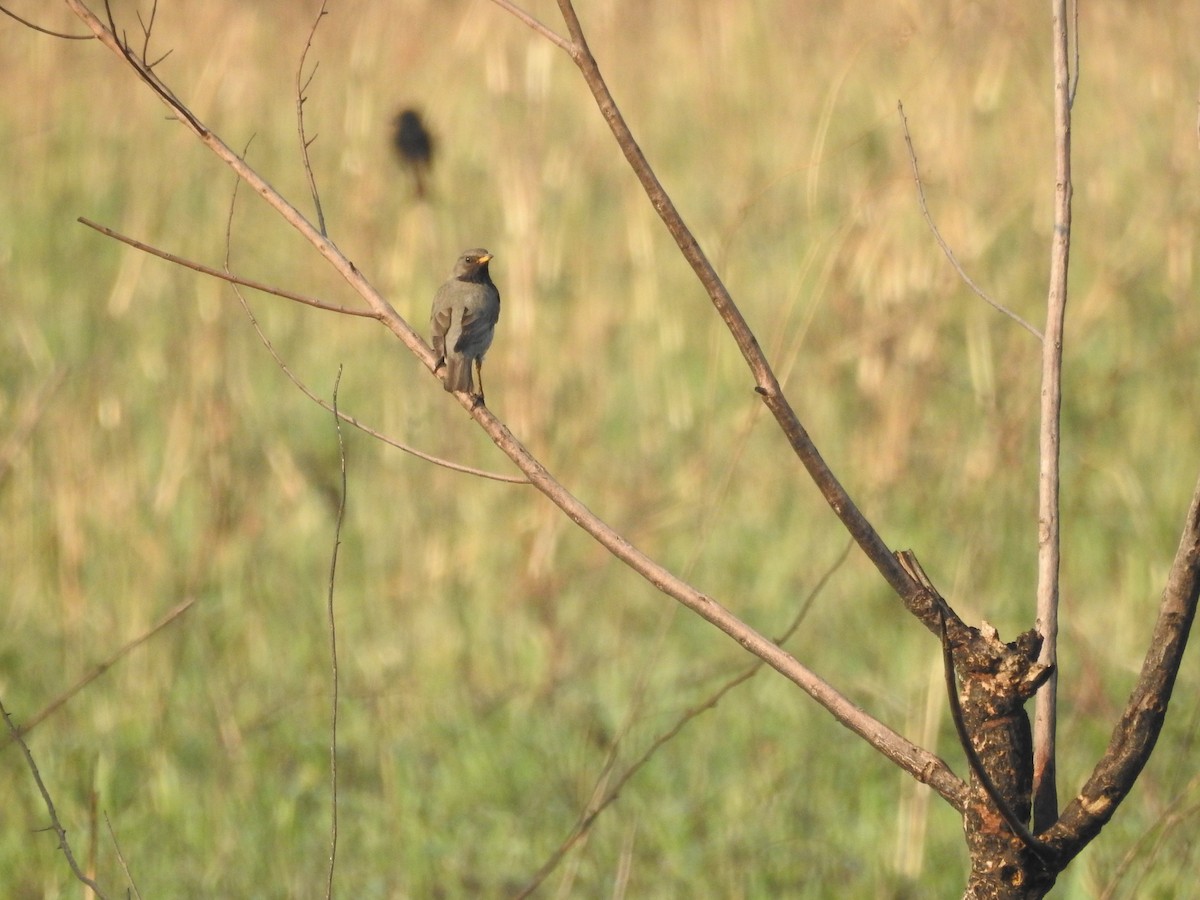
[453,248,494,281]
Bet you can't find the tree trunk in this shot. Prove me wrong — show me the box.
[954,624,1061,898]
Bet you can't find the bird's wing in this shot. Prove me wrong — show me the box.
[454,286,500,350]
[430,287,455,357]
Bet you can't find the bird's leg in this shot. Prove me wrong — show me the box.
[473,358,486,407]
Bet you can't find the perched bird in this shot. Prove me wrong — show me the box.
[392,108,434,199]
[430,249,501,403]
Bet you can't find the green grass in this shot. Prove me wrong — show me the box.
[3,1,1200,897]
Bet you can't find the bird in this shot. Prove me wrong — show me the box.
[430,249,501,404]
[392,108,434,199]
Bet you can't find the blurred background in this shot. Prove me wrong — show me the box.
[2,0,1199,896]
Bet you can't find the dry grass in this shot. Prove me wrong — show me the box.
[2,1,1200,896]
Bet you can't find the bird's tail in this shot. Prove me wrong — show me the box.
[442,356,473,393]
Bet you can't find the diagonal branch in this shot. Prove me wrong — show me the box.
[1042,471,1200,861]
[529,0,964,641]
[6,597,196,742]
[104,812,143,900]
[516,541,853,898]
[488,0,572,51]
[896,101,1043,341]
[0,3,92,38]
[65,0,967,809]
[78,217,379,318]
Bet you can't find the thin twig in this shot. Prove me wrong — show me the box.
[77,218,378,318]
[1032,0,1074,833]
[516,541,853,897]
[516,668,758,899]
[135,0,170,70]
[0,697,111,899]
[296,1,330,236]
[325,367,346,900]
[103,812,142,900]
[86,774,99,897]
[486,0,573,52]
[1098,788,1200,900]
[0,3,93,39]
[6,598,197,742]
[897,101,1043,341]
[100,0,202,134]
[1068,0,1080,109]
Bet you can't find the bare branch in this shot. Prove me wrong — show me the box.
[1032,0,1074,832]
[517,666,758,899]
[0,697,111,899]
[486,0,573,52]
[1069,0,1080,108]
[526,0,968,644]
[296,1,330,236]
[134,0,161,68]
[78,217,379,318]
[103,812,143,900]
[0,3,93,39]
[1044,471,1200,861]
[98,0,200,134]
[324,367,346,900]
[6,598,196,742]
[517,541,853,897]
[896,101,1044,341]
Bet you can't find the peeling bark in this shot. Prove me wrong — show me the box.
[953,625,1060,898]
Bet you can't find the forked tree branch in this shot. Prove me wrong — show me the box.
[63,0,967,808]
[41,0,1200,887]
[507,0,1200,877]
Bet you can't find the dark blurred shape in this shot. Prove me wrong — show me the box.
[393,108,434,200]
